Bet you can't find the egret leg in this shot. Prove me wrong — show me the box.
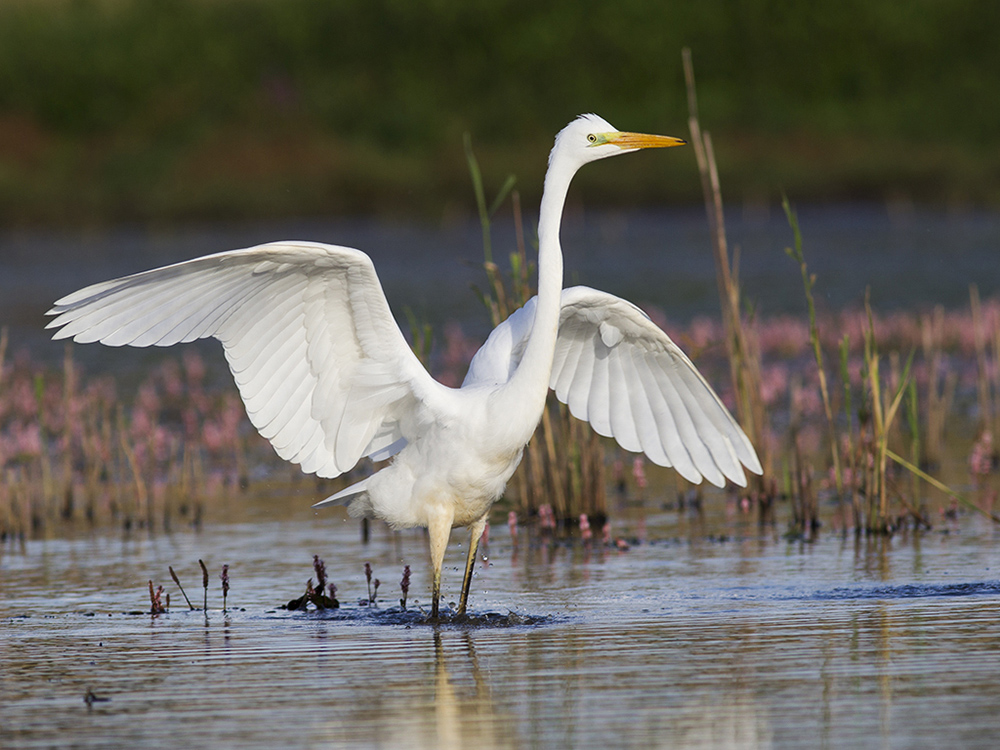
[427,506,453,619]
[457,515,488,616]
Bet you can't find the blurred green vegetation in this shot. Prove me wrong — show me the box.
[0,0,997,225]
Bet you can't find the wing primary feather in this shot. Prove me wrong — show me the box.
[633,351,703,482]
[549,317,577,387]
[606,347,642,452]
[646,353,725,487]
[117,269,256,346]
[622,346,671,466]
[553,333,586,401]
[49,269,230,344]
[586,341,613,437]
[564,336,596,421]
[667,356,748,486]
[671,353,761,475]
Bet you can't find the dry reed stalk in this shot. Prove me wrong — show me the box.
[861,296,913,533]
[170,565,196,609]
[920,307,956,469]
[887,448,1000,524]
[838,334,862,528]
[783,197,843,499]
[970,284,992,438]
[199,558,209,612]
[683,48,770,501]
[585,425,607,517]
[31,374,54,526]
[862,302,884,529]
[993,321,1000,446]
[60,345,75,519]
[905,380,922,518]
[788,376,817,538]
[117,408,147,527]
[539,406,567,517]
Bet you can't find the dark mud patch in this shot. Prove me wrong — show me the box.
[277,604,557,629]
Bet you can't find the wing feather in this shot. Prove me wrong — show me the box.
[633,350,702,482]
[484,285,761,486]
[47,241,446,479]
[645,353,726,487]
[586,342,613,437]
[552,332,586,401]
[666,357,745,484]
[565,334,596,421]
[607,346,642,452]
[622,346,671,466]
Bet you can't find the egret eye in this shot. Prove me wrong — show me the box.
[587,134,598,144]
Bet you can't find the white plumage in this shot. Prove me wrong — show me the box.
[465,286,759,488]
[47,114,761,617]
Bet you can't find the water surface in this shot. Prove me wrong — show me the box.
[4,205,999,363]
[4,492,1000,749]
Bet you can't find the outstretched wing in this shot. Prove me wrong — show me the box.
[47,241,447,478]
[465,286,762,487]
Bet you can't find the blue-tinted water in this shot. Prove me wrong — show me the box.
[3,205,999,362]
[3,491,1000,750]
[3,206,1000,748]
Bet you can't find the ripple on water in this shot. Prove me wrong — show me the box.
[4,516,1000,749]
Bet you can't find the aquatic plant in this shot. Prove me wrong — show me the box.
[5,111,1000,545]
[199,559,209,612]
[220,564,230,613]
[360,562,381,605]
[684,48,772,517]
[784,196,843,503]
[148,580,166,615]
[169,565,195,610]
[0,339,281,538]
[400,565,411,610]
[5,277,1000,541]
[284,556,339,611]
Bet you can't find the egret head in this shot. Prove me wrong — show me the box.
[551,113,686,170]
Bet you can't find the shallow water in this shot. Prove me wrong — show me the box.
[4,492,1000,750]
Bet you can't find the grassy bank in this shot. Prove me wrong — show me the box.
[0,0,998,226]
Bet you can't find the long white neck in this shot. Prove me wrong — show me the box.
[494,152,575,444]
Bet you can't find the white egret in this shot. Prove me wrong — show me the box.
[46,114,761,617]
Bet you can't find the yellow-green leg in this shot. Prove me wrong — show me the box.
[457,515,488,616]
[427,506,453,619]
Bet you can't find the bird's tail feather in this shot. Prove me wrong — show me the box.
[313,477,371,509]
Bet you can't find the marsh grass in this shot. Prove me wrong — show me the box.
[680,49,998,538]
[0,339,285,538]
[4,118,1000,541]
[3,294,999,541]
[684,48,773,517]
